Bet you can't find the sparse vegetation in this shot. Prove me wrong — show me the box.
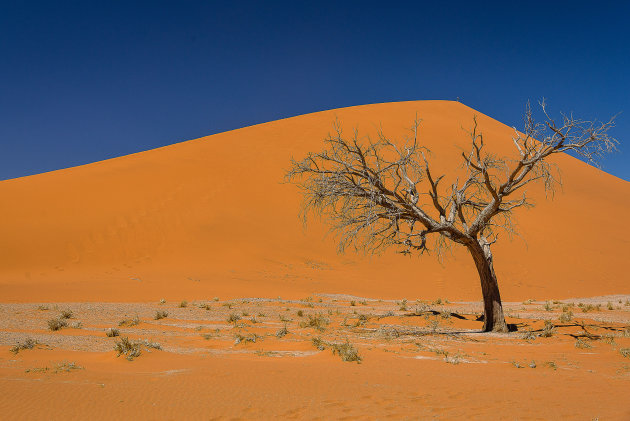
[330,340,362,363]
[544,361,558,370]
[296,310,304,317]
[114,337,161,360]
[227,313,241,323]
[154,310,168,320]
[119,315,141,327]
[10,338,38,354]
[540,320,556,338]
[159,299,166,304]
[398,299,408,311]
[276,324,289,338]
[60,309,73,319]
[299,313,329,331]
[105,328,120,337]
[312,337,326,350]
[114,337,142,360]
[234,333,259,345]
[620,348,630,358]
[37,305,49,311]
[48,318,68,331]
[179,300,188,308]
[575,338,592,349]
[54,361,84,373]
[559,308,574,323]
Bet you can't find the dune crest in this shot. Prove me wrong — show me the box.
[1,100,628,302]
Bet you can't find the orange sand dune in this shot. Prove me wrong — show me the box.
[1,100,628,302]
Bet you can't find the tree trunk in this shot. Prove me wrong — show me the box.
[466,239,508,333]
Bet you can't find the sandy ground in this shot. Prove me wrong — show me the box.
[1,294,629,420]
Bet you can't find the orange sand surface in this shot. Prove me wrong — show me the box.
[1,100,628,303]
[1,101,629,419]
[1,296,629,420]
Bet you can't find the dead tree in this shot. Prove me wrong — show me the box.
[286,101,617,332]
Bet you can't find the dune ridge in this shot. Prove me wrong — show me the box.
[1,100,628,303]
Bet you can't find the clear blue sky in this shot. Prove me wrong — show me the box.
[1,1,628,181]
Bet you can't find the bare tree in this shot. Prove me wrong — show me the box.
[286,101,618,332]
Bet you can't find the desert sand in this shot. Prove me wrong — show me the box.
[1,101,628,419]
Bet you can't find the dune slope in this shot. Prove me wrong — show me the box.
[1,100,628,302]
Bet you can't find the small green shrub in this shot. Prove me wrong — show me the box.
[179,300,188,308]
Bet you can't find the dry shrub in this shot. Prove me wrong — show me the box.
[48,318,68,331]
[10,338,38,354]
[299,314,329,331]
[330,340,362,363]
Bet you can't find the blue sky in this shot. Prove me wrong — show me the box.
[1,1,628,181]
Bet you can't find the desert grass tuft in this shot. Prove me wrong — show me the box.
[54,361,84,373]
[119,315,140,327]
[311,337,326,350]
[154,310,168,320]
[559,308,574,323]
[60,309,73,319]
[330,340,362,363]
[521,329,537,340]
[114,338,161,360]
[105,328,120,337]
[276,324,289,338]
[540,320,556,338]
[398,299,408,311]
[48,318,68,331]
[620,348,630,358]
[10,338,38,354]
[575,338,593,349]
[234,333,259,345]
[179,300,188,308]
[227,313,241,323]
[114,337,142,360]
[299,313,329,331]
